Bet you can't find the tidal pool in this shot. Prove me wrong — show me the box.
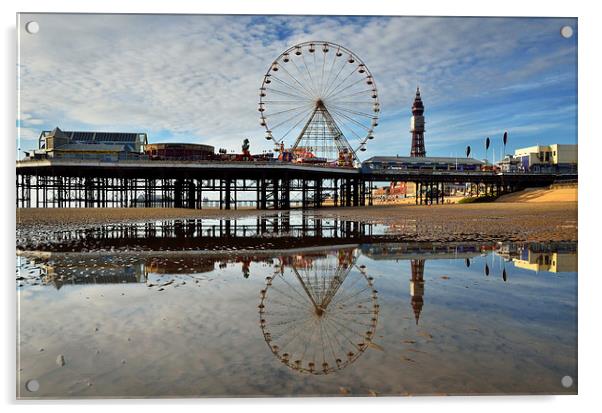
[16,214,577,398]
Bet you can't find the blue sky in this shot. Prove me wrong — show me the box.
[17,14,577,161]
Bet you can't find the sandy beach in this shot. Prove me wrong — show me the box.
[16,186,577,242]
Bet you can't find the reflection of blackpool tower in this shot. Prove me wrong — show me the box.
[410,259,425,324]
[410,87,426,157]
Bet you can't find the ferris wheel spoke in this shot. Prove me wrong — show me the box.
[329,114,366,145]
[328,88,375,101]
[329,284,373,309]
[266,87,313,101]
[291,53,317,98]
[270,279,314,305]
[324,313,369,344]
[327,310,374,329]
[263,100,315,104]
[275,64,317,99]
[276,318,317,351]
[276,272,318,304]
[280,110,315,140]
[300,320,319,361]
[269,71,314,98]
[329,108,371,132]
[270,109,314,131]
[319,49,327,96]
[321,317,346,364]
[301,53,320,98]
[326,101,375,106]
[269,313,314,327]
[322,57,349,98]
[324,329,337,363]
[325,76,369,101]
[288,58,319,99]
[323,66,359,100]
[270,316,316,342]
[324,326,351,368]
[269,284,315,308]
[322,316,364,352]
[265,102,314,119]
[318,319,328,365]
[321,52,344,97]
[326,103,375,118]
[328,273,366,302]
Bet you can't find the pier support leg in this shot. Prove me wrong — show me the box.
[225,178,232,210]
[281,178,290,210]
[333,178,339,207]
[315,179,322,208]
[301,179,307,209]
[174,180,183,208]
[345,179,352,207]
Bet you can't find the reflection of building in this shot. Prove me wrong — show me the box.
[146,258,215,274]
[362,243,484,260]
[26,127,148,161]
[513,251,577,273]
[410,259,425,324]
[495,242,577,273]
[38,257,147,289]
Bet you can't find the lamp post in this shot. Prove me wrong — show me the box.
[485,137,490,167]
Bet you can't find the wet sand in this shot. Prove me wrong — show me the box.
[16,201,577,242]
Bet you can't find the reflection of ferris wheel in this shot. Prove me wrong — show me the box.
[259,41,380,162]
[259,250,379,375]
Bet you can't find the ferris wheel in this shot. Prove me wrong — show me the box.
[258,250,379,375]
[259,41,380,162]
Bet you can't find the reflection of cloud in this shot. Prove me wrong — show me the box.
[17,246,577,397]
[17,14,577,157]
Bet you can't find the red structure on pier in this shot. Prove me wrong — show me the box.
[410,87,426,157]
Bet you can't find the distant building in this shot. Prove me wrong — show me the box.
[498,154,523,173]
[26,126,148,161]
[362,156,484,172]
[410,88,426,157]
[511,144,577,173]
[372,182,415,198]
[145,143,214,161]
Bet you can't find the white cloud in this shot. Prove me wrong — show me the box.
[17,14,577,156]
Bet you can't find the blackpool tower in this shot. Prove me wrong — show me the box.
[410,87,426,157]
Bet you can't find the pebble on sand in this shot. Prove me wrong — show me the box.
[56,354,65,367]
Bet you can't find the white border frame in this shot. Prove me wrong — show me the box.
[2,1,600,412]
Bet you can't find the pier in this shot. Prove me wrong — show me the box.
[15,158,574,209]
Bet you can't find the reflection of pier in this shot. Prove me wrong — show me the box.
[17,214,384,253]
[259,248,379,375]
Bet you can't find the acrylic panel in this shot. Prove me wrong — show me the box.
[16,14,578,398]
